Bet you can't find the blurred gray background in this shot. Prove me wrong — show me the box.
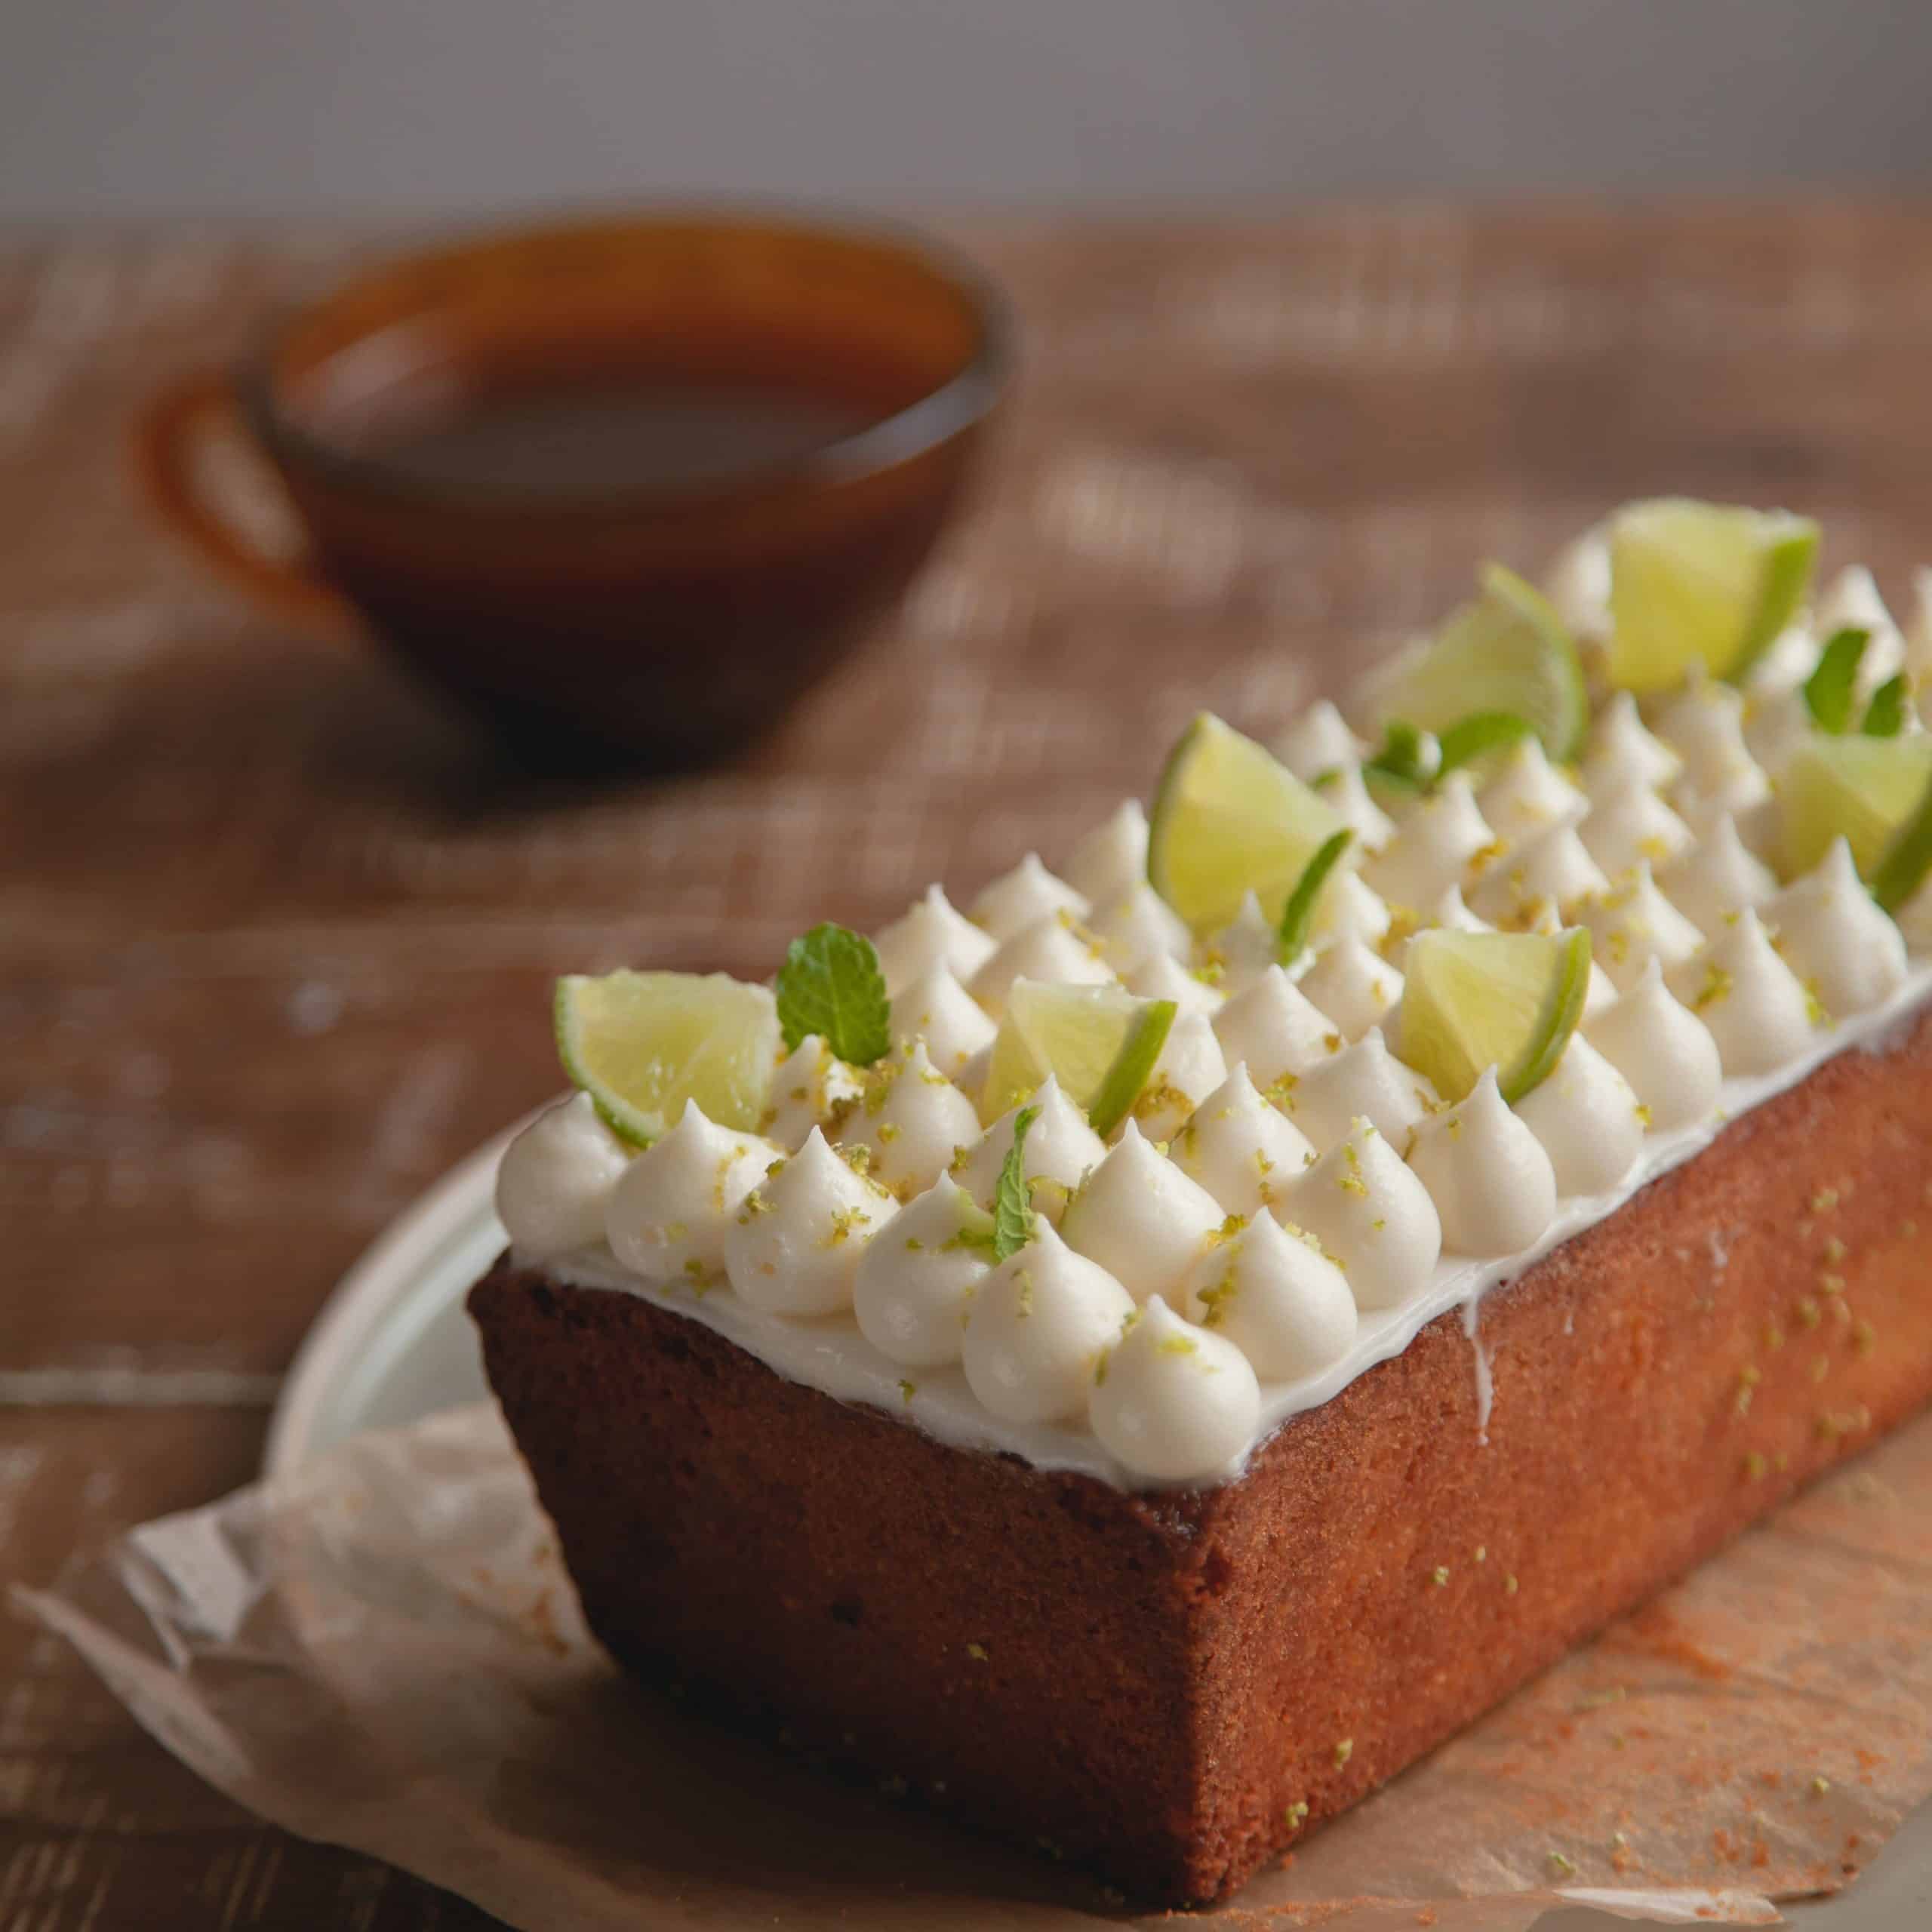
[3,0,1928,214]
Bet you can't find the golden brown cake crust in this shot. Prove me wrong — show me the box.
[471,1003,1932,1905]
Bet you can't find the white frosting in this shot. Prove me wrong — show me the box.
[1212,963,1339,1084]
[1407,1070,1555,1257]
[724,1127,891,1315]
[1088,1296,1260,1482]
[1669,906,1818,1076]
[1656,811,1777,938]
[1091,882,1192,969]
[889,964,997,1078]
[1062,800,1149,907]
[1180,1211,1356,1381]
[1280,1118,1441,1311]
[605,1101,780,1284]
[1580,691,1681,798]
[970,853,1090,943]
[1273,698,1366,782]
[1478,740,1584,852]
[1473,819,1608,924]
[1584,956,1721,1133]
[1125,946,1223,1017]
[1741,623,1821,700]
[1173,1063,1315,1217]
[1060,1121,1226,1297]
[1312,866,1393,950]
[1133,1008,1229,1141]
[763,1035,865,1149]
[852,1180,994,1368]
[968,910,1115,1017]
[951,1075,1106,1223]
[1742,685,1814,777]
[872,884,997,993]
[1766,838,1909,1019]
[1297,934,1402,1041]
[1544,525,1611,638]
[961,1220,1134,1424]
[496,1093,631,1261]
[1202,890,1280,997]
[1320,762,1397,853]
[1287,1026,1437,1151]
[1512,1037,1643,1197]
[1579,778,1694,880]
[1658,678,1756,796]
[1364,774,1497,910]
[844,1042,982,1199]
[1817,565,1905,691]
[1577,861,1706,992]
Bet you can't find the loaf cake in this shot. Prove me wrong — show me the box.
[470,503,1932,1904]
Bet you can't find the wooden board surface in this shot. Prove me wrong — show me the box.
[7,205,1932,1927]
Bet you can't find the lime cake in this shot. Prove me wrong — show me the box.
[471,501,1932,1901]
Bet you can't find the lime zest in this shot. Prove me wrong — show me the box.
[1436,710,1534,775]
[1275,830,1354,964]
[1863,675,1909,739]
[1606,499,1819,693]
[1803,628,1867,734]
[555,969,779,1146]
[774,922,891,1064]
[992,1105,1041,1260]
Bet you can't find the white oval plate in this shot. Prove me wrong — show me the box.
[264,1118,526,1478]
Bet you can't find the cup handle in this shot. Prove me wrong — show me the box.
[132,370,355,632]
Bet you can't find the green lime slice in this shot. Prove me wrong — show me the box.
[1148,712,1349,934]
[981,980,1177,1135]
[1872,772,1932,911]
[1398,926,1593,1104]
[1607,499,1819,694]
[555,970,780,1145]
[1778,734,1932,882]
[1362,563,1586,761]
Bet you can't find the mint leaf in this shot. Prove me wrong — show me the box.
[1362,718,1435,792]
[1863,673,1909,738]
[1436,710,1533,775]
[992,1103,1041,1260]
[774,922,891,1063]
[1804,627,1868,734]
[1275,829,1353,964]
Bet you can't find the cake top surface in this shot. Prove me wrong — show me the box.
[494,501,1932,1488]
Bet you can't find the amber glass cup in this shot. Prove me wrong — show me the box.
[136,211,1010,765]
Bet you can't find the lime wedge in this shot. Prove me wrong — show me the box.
[1607,499,1819,694]
[981,980,1177,1134]
[1778,734,1932,881]
[1362,564,1586,761]
[555,970,779,1145]
[1398,927,1593,1104]
[1148,712,1349,934]
[1872,775,1932,912]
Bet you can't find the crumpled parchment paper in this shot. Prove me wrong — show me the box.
[17,1401,1932,1930]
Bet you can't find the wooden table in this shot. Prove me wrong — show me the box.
[7,205,1932,1928]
